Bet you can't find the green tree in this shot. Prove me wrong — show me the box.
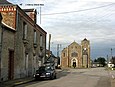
[97,57,106,67]
[94,59,97,62]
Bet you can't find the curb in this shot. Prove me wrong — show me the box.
[1,78,34,87]
[14,78,34,86]
[1,70,63,87]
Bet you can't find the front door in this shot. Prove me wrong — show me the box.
[73,62,76,68]
[72,59,76,68]
[8,50,14,80]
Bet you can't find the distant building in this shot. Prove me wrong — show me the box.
[61,38,90,68]
[0,0,46,81]
[45,50,58,68]
[108,57,115,68]
[110,56,115,64]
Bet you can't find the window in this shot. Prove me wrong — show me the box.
[75,46,77,49]
[63,53,65,57]
[23,22,27,40]
[71,52,78,57]
[34,30,37,44]
[40,34,43,47]
[25,54,28,70]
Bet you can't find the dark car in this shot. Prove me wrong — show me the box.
[34,66,56,80]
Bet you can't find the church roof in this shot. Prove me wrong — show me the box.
[83,38,87,41]
[82,38,90,43]
[68,41,80,47]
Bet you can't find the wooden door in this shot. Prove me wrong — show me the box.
[8,50,14,80]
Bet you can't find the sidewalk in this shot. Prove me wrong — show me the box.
[0,76,34,87]
[0,69,62,87]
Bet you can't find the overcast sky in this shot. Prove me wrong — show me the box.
[8,0,115,59]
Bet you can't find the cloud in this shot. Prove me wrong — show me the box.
[7,0,115,58]
[80,0,115,3]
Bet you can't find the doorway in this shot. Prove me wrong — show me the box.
[8,49,14,80]
[71,58,78,68]
[73,62,76,68]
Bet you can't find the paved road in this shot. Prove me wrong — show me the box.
[16,67,114,87]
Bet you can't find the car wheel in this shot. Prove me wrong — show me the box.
[54,75,56,79]
[35,78,38,81]
[50,75,54,80]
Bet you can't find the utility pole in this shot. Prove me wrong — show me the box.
[57,44,61,65]
[111,48,113,58]
[39,4,44,24]
[57,44,59,57]
[48,34,51,57]
[110,48,113,63]
[57,44,59,65]
[57,44,61,57]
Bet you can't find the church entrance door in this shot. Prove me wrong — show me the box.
[73,62,76,68]
[71,58,78,68]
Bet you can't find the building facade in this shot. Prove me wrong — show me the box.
[61,38,90,68]
[0,0,47,81]
[0,13,15,81]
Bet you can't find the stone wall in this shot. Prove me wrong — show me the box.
[1,25,15,81]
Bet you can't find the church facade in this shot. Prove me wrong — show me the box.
[61,38,90,68]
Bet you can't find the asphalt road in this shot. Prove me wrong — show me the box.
[16,67,114,87]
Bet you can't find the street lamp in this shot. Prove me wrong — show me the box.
[111,48,115,58]
[111,48,112,58]
[39,4,44,24]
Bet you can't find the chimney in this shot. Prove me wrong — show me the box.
[23,9,37,23]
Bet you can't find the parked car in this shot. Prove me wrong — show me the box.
[34,66,56,80]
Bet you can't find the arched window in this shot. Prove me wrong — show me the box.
[63,53,65,57]
[71,52,78,57]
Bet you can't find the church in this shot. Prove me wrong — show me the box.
[61,38,90,68]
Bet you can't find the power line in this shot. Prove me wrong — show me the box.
[41,3,114,28]
[42,3,115,15]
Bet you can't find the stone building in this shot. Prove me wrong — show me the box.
[0,12,15,81]
[61,38,90,68]
[0,0,47,81]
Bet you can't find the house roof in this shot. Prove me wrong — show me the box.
[0,0,12,4]
[23,9,36,12]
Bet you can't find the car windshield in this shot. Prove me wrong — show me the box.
[45,66,53,71]
[39,66,45,71]
[36,66,53,73]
